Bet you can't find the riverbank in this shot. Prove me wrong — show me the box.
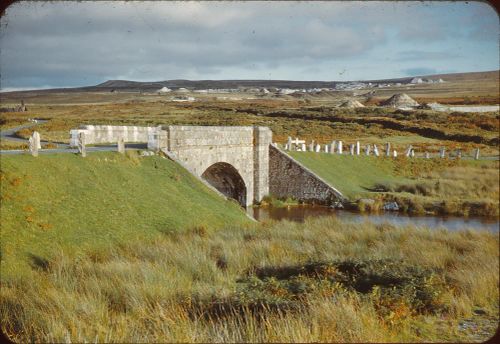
[288,152,499,217]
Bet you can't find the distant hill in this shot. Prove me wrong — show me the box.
[2,70,498,94]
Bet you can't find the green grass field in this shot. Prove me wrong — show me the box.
[288,152,499,216]
[0,151,498,342]
[288,152,408,198]
[0,151,250,278]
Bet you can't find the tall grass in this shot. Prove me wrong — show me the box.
[1,217,498,342]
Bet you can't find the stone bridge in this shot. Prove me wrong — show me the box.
[70,125,344,207]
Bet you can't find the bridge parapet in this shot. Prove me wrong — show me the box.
[153,126,272,206]
[69,125,155,147]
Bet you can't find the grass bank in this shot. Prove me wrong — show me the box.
[1,216,498,342]
[288,152,499,217]
[0,151,250,278]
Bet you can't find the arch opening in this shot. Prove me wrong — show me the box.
[201,162,247,207]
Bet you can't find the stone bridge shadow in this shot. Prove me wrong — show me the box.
[201,162,247,207]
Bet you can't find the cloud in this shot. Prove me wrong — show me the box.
[394,50,460,62]
[401,67,438,76]
[0,1,498,88]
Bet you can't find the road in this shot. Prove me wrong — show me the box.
[0,121,147,155]
[1,122,498,160]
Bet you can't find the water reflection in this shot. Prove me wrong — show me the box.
[250,206,499,232]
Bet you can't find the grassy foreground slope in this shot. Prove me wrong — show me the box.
[1,216,498,342]
[0,151,250,278]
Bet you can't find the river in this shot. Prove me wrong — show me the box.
[250,206,499,232]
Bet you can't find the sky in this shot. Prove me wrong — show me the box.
[0,0,498,90]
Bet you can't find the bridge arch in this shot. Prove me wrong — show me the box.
[201,162,247,207]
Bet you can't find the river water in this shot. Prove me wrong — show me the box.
[250,206,499,232]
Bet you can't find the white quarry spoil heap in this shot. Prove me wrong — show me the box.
[338,99,365,108]
[381,93,419,108]
[158,87,172,93]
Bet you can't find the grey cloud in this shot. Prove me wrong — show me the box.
[0,1,497,88]
[401,67,438,76]
[394,50,460,62]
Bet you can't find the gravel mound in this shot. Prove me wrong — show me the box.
[381,93,419,107]
[338,99,365,108]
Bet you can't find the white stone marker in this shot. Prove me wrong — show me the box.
[365,144,371,156]
[301,143,306,152]
[117,137,125,154]
[78,132,87,157]
[355,141,360,155]
[315,144,321,152]
[324,144,329,153]
[373,144,380,157]
[393,150,398,157]
[439,147,446,158]
[410,149,415,158]
[33,131,41,149]
[330,140,336,154]
[474,148,480,160]
[28,134,38,157]
[350,144,355,155]
[309,140,315,152]
[338,140,343,154]
[405,145,413,157]
[385,143,391,157]
[287,137,293,151]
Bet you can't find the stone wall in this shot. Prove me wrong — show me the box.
[269,145,344,204]
[163,125,272,207]
[69,125,156,146]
